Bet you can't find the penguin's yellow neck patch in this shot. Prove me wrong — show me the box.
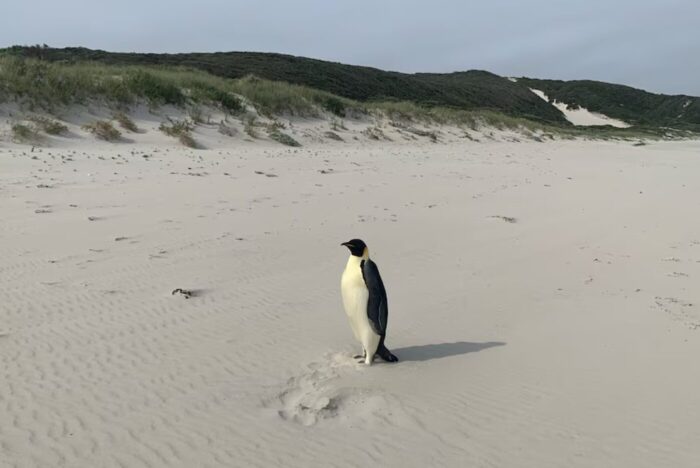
[362,247,369,259]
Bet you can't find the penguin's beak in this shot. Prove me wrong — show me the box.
[341,242,351,248]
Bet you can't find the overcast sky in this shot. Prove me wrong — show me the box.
[2,0,698,95]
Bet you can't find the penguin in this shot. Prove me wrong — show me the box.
[340,239,399,365]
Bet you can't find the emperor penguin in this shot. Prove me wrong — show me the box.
[340,239,399,365]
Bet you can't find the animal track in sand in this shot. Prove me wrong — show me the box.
[488,215,518,223]
[266,353,407,427]
[654,297,699,330]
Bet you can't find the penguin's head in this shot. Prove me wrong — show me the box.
[341,238,367,257]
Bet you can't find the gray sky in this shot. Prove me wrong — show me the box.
[2,0,699,95]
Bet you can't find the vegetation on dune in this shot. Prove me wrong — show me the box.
[0,53,352,119]
[113,112,138,132]
[217,120,237,137]
[11,123,39,142]
[518,77,700,132]
[0,48,696,142]
[324,131,343,141]
[82,120,121,141]
[330,117,347,131]
[243,116,260,139]
[268,129,301,147]
[363,126,391,141]
[1,45,568,123]
[0,54,243,112]
[159,119,197,148]
[28,115,67,135]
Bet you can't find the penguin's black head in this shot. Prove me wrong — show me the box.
[341,238,367,257]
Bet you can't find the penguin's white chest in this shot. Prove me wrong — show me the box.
[340,259,372,341]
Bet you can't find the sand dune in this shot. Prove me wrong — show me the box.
[530,88,631,127]
[1,109,700,467]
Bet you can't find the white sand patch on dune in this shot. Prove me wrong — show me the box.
[530,88,631,128]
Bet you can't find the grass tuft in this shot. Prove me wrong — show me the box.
[243,115,260,139]
[82,120,121,141]
[11,123,39,142]
[330,117,347,131]
[268,130,301,147]
[113,112,138,132]
[28,116,68,135]
[218,121,237,137]
[362,126,391,141]
[188,106,206,124]
[159,119,197,147]
[324,131,343,141]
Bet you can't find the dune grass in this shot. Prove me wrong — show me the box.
[243,115,260,139]
[28,115,68,135]
[268,129,301,147]
[159,119,197,148]
[0,56,242,112]
[113,112,138,132]
[218,120,237,137]
[1,55,694,142]
[82,120,121,141]
[230,75,358,117]
[11,123,39,142]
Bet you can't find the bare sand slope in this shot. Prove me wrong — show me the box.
[2,132,700,467]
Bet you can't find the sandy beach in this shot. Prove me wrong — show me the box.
[2,114,700,467]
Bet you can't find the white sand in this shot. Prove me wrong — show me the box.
[2,109,700,467]
[530,88,631,127]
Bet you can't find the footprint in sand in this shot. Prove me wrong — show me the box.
[264,353,409,427]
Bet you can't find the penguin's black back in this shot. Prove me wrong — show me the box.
[360,259,388,336]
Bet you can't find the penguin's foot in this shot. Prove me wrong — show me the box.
[376,345,399,363]
[381,353,399,363]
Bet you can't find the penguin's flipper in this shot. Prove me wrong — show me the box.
[361,259,388,336]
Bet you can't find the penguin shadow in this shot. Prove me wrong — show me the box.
[393,341,505,362]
